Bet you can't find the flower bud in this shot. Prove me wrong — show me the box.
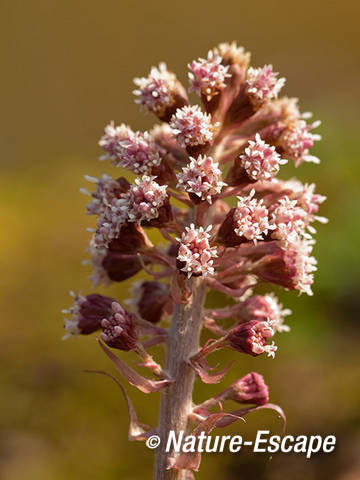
[63,293,115,339]
[226,319,277,358]
[216,208,245,247]
[102,251,143,282]
[100,302,138,351]
[131,281,172,324]
[228,372,269,405]
[107,223,152,255]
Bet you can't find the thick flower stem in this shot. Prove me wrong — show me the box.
[154,276,206,479]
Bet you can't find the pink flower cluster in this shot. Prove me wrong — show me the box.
[64,42,327,477]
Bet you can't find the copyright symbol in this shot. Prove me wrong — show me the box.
[146,435,161,449]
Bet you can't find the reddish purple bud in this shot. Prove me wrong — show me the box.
[63,293,115,339]
[225,156,254,187]
[100,302,138,351]
[102,251,143,282]
[226,319,277,358]
[107,223,152,255]
[132,281,172,324]
[229,372,269,405]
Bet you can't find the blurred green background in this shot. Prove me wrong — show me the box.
[1,1,360,479]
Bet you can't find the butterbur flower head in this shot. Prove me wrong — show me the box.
[133,63,187,120]
[100,302,138,351]
[229,372,269,405]
[212,42,251,70]
[246,65,285,108]
[284,239,317,295]
[188,50,231,101]
[170,105,218,150]
[131,281,171,324]
[240,134,287,182]
[254,240,317,295]
[63,292,115,339]
[116,130,163,174]
[176,155,226,204]
[227,319,277,358]
[234,189,274,243]
[280,119,321,166]
[285,180,326,215]
[266,97,301,123]
[94,206,128,248]
[126,175,171,225]
[270,196,308,244]
[83,175,130,216]
[177,224,217,278]
[98,122,130,161]
[243,293,291,333]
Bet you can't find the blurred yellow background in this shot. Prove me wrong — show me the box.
[1,1,360,479]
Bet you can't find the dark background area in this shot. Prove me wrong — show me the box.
[1,1,360,479]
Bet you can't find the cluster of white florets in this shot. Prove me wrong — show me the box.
[240,134,287,181]
[260,293,291,333]
[270,197,310,244]
[94,204,127,248]
[188,51,230,100]
[284,239,317,296]
[99,124,163,174]
[286,181,326,215]
[234,190,274,243]
[280,119,321,166]
[133,63,180,116]
[81,174,122,215]
[115,130,163,174]
[98,122,130,161]
[126,175,168,223]
[93,175,168,248]
[177,224,217,278]
[246,65,285,108]
[212,42,251,69]
[169,105,218,148]
[176,155,226,203]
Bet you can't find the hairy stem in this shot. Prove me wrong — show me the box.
[154,276,206,479]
